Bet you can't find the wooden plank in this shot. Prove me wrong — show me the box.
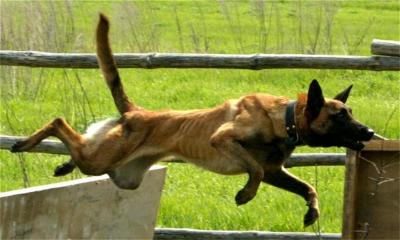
[0,166,167,239]
[285,153,345,167]
[342,149,359,240]
[371,39,400,57]
[363,139,400,151]
[0,51,399,71]
[342,140,400,240]
[0,135,345,167]
[353,150,399,239]
[154,228,341,240]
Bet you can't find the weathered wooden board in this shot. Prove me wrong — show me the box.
[0,51,399,71]
[342,140,400,240]
[0,165,166,239]
[154,228,341,240]
[0,135,346,167]
[371,39,400,57]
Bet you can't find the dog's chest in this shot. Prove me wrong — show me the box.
[239,135,294,166]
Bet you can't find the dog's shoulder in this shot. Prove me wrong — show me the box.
[236,93,289,114]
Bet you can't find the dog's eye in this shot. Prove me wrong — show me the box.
[337,108,347,118]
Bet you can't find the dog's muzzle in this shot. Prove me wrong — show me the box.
[345,127,374,151]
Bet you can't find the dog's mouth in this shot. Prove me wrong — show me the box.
[342,127,375,151]
[343,139,365,151]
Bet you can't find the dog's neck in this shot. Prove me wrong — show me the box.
[290,94,316,147]
[284,93,312,147]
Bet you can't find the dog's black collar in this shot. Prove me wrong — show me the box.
[285,100,300,147]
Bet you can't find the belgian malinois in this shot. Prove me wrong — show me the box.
[11,14,374,227]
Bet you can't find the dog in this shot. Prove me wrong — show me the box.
[10,14,374,227]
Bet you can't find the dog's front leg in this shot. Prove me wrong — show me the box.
[263,167,319,227]
[211,123,264,206]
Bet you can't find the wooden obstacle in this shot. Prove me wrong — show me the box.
[0,166,166,239]
[342,140,400,240]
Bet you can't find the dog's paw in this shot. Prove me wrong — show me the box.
[303,207,320,227]
[54,161,75,177]
[10,141,28,153]
[235,189,254,206]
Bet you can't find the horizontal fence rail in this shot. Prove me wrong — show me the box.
[0,135,345,168]
[1,51,399,71]
[154,228,341,240]
[371,39,400,57]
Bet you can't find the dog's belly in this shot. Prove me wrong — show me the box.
[178,155,246,175]
[172,138,246,175]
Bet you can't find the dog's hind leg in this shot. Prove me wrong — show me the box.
[54,159,76,176]
[210,122,264,206]
[107,154,162,190]
[262,167,319,227]
[11,118,85,164]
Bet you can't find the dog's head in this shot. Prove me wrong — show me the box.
[301,80,374,151]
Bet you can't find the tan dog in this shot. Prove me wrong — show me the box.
[11,14,374,227]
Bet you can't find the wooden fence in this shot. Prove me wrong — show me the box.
[0,135,346,168]
[0,38,399,240]
[0,39,399,70]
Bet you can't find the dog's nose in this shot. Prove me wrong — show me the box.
[362,128,374,140]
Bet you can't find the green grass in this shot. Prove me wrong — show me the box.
[1,0,399,233]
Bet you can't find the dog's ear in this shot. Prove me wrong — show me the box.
[334,85,353,103]
[306,79,325,119]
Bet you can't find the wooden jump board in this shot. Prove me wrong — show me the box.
[342,140,400,240]
[0,166,166,240]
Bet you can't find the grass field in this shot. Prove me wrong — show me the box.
[1,0,399,233]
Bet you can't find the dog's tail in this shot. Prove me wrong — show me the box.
[96,13,136,115]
